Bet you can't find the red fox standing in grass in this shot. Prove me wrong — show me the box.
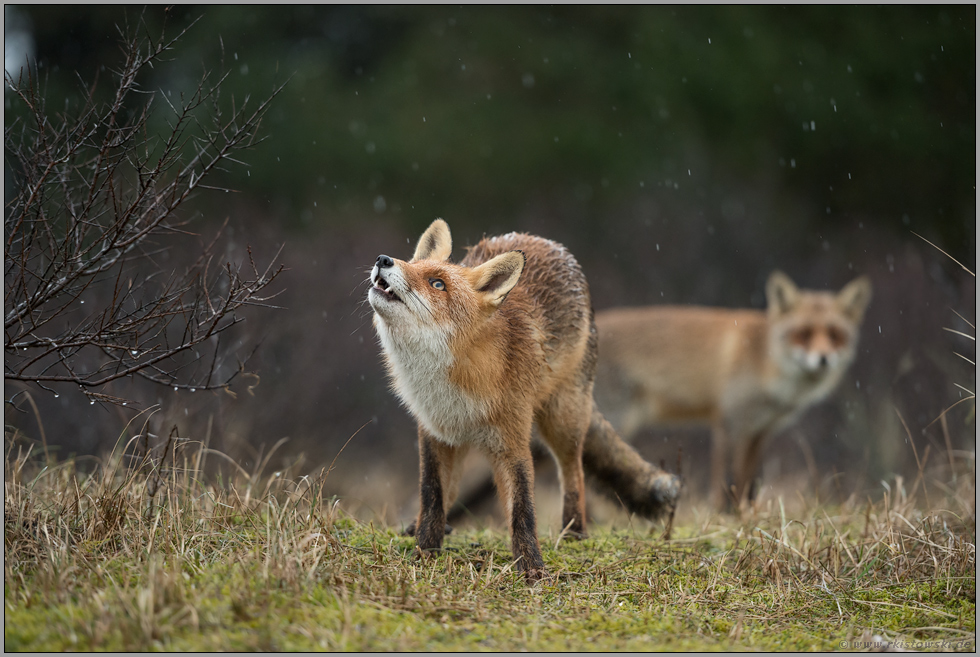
[594,271,872,511]
[368,219,680,580]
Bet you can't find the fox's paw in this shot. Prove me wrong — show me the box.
[524,567,551,585]
[515,560,549,585]
[403,521,453,537]
[558,516,588,541]
[513,551,548,584]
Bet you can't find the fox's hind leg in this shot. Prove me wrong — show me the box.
[709,421,734,511]
[415,428,468,553]
[733,431,766,508]
[536,389,591,538]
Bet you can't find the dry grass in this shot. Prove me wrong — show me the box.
[4,427,975,651]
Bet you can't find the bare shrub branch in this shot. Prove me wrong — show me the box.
[4,17,285,405]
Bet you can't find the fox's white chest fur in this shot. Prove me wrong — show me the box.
[375,320,496,447]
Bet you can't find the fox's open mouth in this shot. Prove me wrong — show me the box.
[371,273,402,302]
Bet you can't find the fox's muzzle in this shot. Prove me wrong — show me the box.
[370,255,403,305]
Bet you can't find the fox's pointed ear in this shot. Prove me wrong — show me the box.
[411,218,452,262]
[468,250,525,307]
[837,275,872,321]
[766,270,799,317]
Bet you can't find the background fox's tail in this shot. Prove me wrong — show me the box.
[583,407,681,520]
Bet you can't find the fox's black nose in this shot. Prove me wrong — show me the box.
[818,354,828,367]
[376,254,394,269]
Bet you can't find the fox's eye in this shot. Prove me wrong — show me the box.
[429,278,446,291]
[791,327,813,345]
[827,326,845,347]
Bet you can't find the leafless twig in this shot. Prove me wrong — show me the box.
[4,16,285,406]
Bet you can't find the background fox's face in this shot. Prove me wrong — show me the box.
[766,271,873,376]
[369,219,525,342]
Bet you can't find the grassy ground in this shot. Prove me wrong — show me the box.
[4,434,975,652]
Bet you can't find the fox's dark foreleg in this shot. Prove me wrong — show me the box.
[414,429,467,552]
[490,440,546,582]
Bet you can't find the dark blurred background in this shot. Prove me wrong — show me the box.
[5,5,975,523]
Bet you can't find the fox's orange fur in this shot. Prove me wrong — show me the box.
[594,271,872,510]
[368,219,680,580]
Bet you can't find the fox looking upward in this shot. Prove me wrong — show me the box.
[368,219,680,581]
[594,271,872,511]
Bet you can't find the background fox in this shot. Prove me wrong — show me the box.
[594,271,872,510]
[368,219,680,580]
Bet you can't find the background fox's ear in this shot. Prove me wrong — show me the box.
[837,275,873,321]
[766,270,799,317]
[411,218,452,262]
[468,251,525,307]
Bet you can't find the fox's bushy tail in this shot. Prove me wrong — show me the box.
[583,406,681,520]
